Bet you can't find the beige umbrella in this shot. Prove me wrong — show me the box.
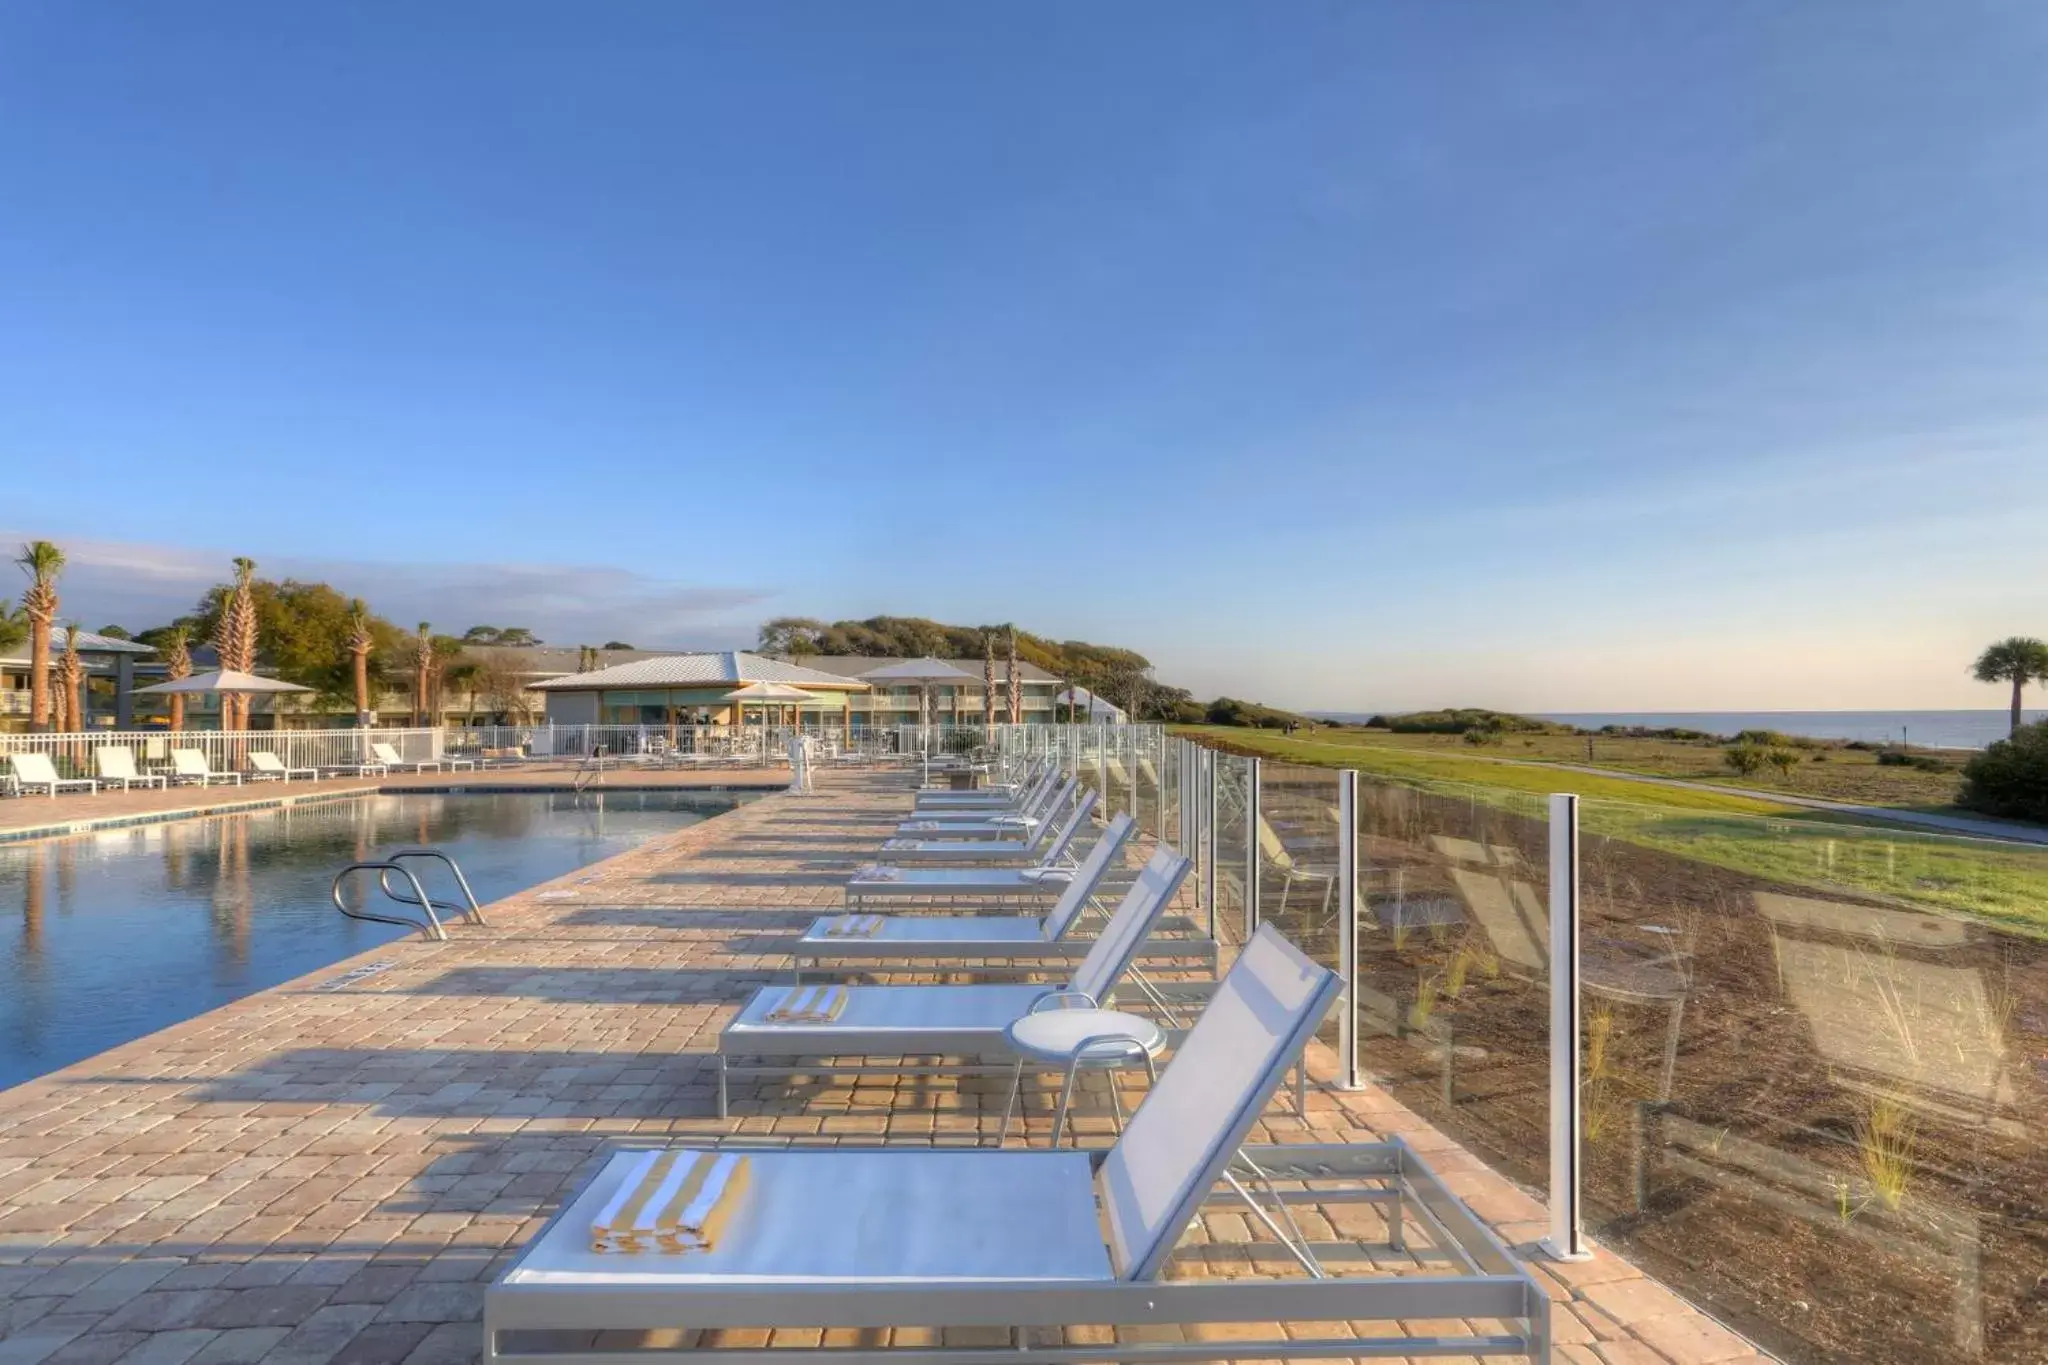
[720,681,814,730]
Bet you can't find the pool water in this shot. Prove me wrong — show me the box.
[0,790,749,1090]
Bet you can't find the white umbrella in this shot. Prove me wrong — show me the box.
[135,668,312,697]
[858,658,979,751]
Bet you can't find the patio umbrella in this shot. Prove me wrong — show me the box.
[136,668,313,707]
[719,681,814,731]
[857,658,979,752]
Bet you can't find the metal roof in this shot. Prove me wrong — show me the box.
[857,656,982,682]
[528,650,868,691]
[797,653,1059,683]
[0,628,156,665]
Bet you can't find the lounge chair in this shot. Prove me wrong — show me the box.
[94,747,167,791]
[893,775,1076,839]
[912,759,1051,810]
[170,748,242,787]
[485,924,1551,1364]
[875,789,1088,865]
[715,846,1190,1118]
[317,758,389,778]
[797,812,1147,975]
[248,751,317,783]
[8,752,97,797]
[845,792,1105,910]
[369,740,473,772]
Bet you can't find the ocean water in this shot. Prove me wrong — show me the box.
[1313,709,2041,749]
[1536,710,2042,749]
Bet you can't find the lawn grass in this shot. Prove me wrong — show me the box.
[1175,726,2048,936]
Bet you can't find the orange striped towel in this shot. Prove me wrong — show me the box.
[765,984,848,1023]
[822,914,884,938]
[591,1150,751,1254]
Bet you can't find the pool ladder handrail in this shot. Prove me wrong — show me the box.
[572,745,609,793]
[330,847,487,941]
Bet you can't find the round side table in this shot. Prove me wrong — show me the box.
[998,1005,1166,1148]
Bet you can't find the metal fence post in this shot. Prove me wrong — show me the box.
[1545,792,1590,1260]
[1203,747,1217,940]
[1245,756,1262,940]
[1337,769,1361,1090]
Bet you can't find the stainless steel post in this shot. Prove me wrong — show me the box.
[1337,769,1361,1090]
[1544,792,1590,1260]
[1203,747,1217,940]
[1245,757,1262,940]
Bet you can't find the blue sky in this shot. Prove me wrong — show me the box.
[4,3,2046,710]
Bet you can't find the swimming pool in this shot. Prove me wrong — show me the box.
[0,789,750,1090]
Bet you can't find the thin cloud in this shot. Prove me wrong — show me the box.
[0,533,774,649]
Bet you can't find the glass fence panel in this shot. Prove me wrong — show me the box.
[1353,778,1553,1189]
[1258,762,1347,1043]
[1575,800,2047,1365]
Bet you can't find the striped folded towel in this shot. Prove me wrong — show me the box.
[765,984,849,1023]
[881,838,915,850]
[1017,867,1073,884]
[822,913,884,938]
[991,815,1035,827]
[591,1149,751,1254]
[853,864,903,882]
[901,820,944,832]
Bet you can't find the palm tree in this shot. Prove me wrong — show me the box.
[0,598,26,654]
[982,628,997,728]
[58,624,85,742]
[164,626,192,732]
[443,648,483,726]
[1005,625,1022,725]
[346,598,375,726]
[1972,636,2048,737]
[212,558,259,730]
[14,541,64,730]
[412,623,432,726]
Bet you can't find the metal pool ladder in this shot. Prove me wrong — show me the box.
[331,847,488,941]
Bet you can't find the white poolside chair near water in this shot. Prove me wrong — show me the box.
[716,846,1190,1118]
[248,751,316,783]
[485,923,1552,1365]
[372,741,443,773]
[170,749,242,787]
[845,791,1103,908]
[94,748,167,791]
[8,752,98,798]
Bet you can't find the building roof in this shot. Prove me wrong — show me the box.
[797,654,1060,684]
[0,628,156,666]
[461,645,674,676]
[528,650,869,692]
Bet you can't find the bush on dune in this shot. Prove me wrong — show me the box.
[1959,722,2048,823]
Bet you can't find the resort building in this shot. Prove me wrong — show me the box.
[531,651,1065,728]
[0,630,161,731]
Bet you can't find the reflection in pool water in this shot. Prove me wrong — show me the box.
[0,790,750,1090]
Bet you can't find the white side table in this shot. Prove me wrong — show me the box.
[998,1001,1166,1148]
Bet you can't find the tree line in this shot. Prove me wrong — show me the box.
[2,539,581,729]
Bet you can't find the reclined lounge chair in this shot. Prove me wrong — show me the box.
[8,752,97,798]
[485,924,1552,1364]
[170,748,242,787]
[249,751,317,783]
[715,846,1190,1118]
[844,791,1104,908]
[793,812,1214,976]
[94,748,166,791]
[893,775,1076,839]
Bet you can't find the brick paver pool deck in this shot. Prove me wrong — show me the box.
[0,771,1767,1364]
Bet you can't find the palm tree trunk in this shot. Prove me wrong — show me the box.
[353,649,371,726]
[27,620,49,728]
[2013,676,2025,737]
[169,694,185,732]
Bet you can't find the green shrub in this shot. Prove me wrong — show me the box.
[1959,723,2048,822]
[1733,728,1794,747]
[1877,749,1950,772]
[1724,742,1771,776]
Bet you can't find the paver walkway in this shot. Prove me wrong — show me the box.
[0,771,1768,1364]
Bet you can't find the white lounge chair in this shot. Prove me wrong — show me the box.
[893,775,1076,840]
[169,749,242,787]
[248,751,316,783]
[845,791,1104,910]
[716,846,1191,1118]
[94,748,167,791]
[9,752,98,797]
[486,924,1551,1364]
[371,741,442,773]
[911,759,1052,811]
[797,813,1144,975]
[876,789,1089,865]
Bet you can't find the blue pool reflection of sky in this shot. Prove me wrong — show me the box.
[0,790,746,1091]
